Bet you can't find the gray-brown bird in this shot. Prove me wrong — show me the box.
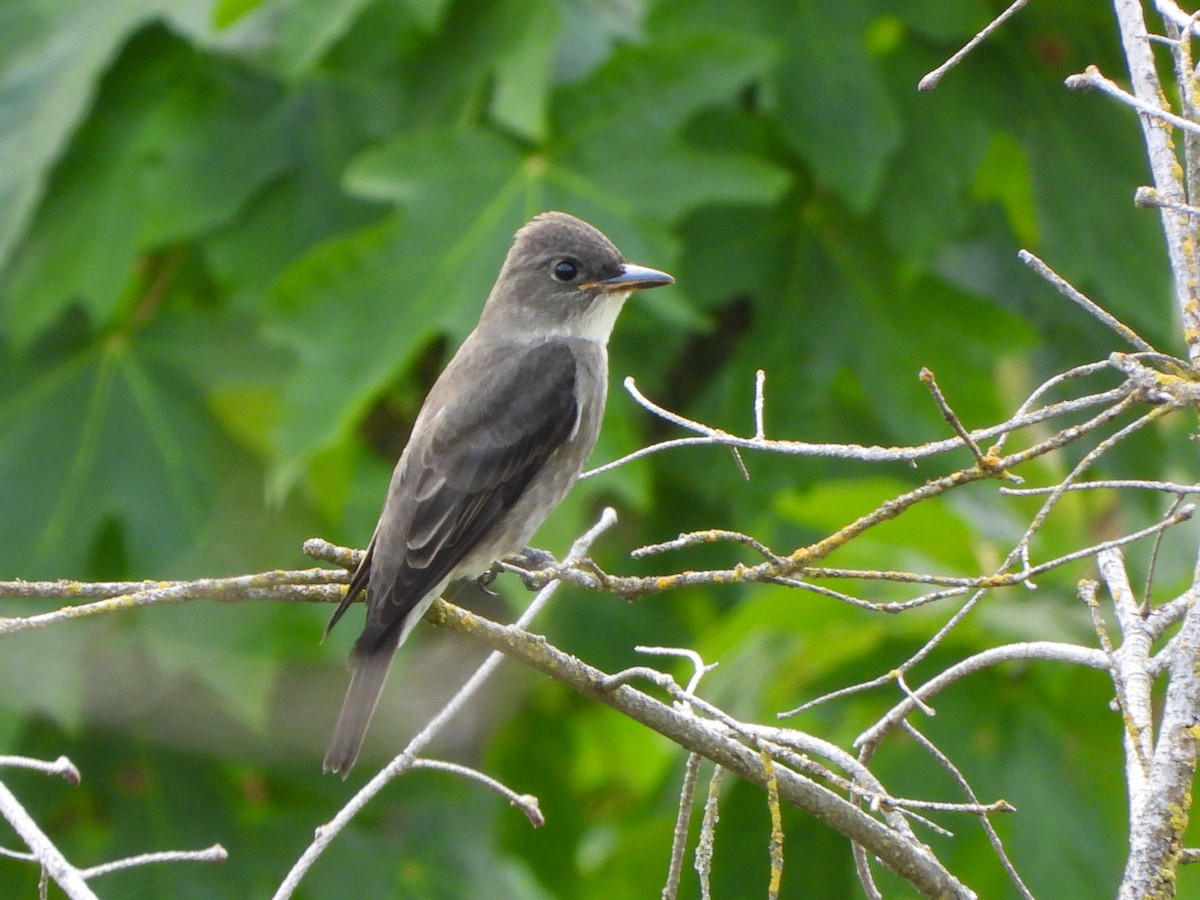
[323,211,673,775]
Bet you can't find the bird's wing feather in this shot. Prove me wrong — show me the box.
[323,530,376,638]
[352,339,580,654]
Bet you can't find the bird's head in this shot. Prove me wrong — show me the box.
[482,211,674,342]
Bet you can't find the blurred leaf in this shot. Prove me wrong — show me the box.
[972,130,1040,246]
[212,0,266,28]
[202,80,390,301]
[491,0,561,141]
[0,0,176,270]
[0,324,246,579]
[775,476,979,573]
[273,0,378,80]
[0,624,89,728]
[1022,84,1171,344]
[768,2,901,212]
[0,1,1184,895]
[0,28,288,346]
[878,45,995,265]
[552,31,790,221]
[891,0,992,41]
[139,603,281,730]
[266,128,527,490]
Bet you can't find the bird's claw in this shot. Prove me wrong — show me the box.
[504,546,559,590]
[476,564,502,596]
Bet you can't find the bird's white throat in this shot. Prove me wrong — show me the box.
[563,291,631,342]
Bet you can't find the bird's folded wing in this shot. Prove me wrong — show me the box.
[351,340,581,653]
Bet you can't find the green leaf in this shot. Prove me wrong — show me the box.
[551,31,791,221]
[0,0,172,270]
[211,0,267,28]
[491,0,561,141]
[768,3,902,211]
[972,130,1040,246]
[202,79,391,301]
[1021,82,1170,343]
[272,0,378,81]
[401,0,564,127]
[139,603,281,730]
[0,28,288,346]
[0,333,242,579]
[266,129,529,489]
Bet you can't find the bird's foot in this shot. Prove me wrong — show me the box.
[508,546,558,570]
[503,546,560,590]
[476,563,502,595]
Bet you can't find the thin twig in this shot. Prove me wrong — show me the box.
[850,641,1108,746]
[1001,479,1200,496]
[634,646,718,697]
[695,767,723,900]
[918,0,1030,90]
[580,374,1128,478]
[1018,250,1157,352]
[409,759,543,826]
[662,753,703,900]
[1066,65,1200,137]
[1135,185,1200,216]
[0,779,95,899]
[0,756,79,785]
[753,369,767,440]
[761,748,784,900]
[633,530,786,565]
[78,845,227,880]
[920,368,991,467]
[901,723,1035,900]
[273,509,619,900]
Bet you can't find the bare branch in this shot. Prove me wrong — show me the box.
[633,529,786,565]
[0,755,222,897]
[1120,531,1200,896]
[582,372,1129,479]
[1108,0,1200,362]
[695,767,722,900]
[762,748,784,899]
[426,601,976,897]
[1018,249,1157,352]
[0,572,345,636]
[1066,65,1200,137]
[1135,184,1200,216]
[920,367,995,472]
[409,759,543,827]
[1001,478,1200,496]
[901,724,1035,900]
[851,642,1108,748]
[0,755,79,785]
[662,752,703,900]
[273,509,618,900]
[0,776,96,900]
[78,845,227,880]
[918,0,1030,91]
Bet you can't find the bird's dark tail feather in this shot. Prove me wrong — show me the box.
[323,639,399,777]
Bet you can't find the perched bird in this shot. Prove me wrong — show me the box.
[323,211,673,775]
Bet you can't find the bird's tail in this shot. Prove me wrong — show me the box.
[323,637,399,777]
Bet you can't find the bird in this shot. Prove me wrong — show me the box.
[323,211,674,775]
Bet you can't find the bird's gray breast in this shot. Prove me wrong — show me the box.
[452,336,607,575]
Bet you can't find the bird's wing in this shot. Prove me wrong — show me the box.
[323,528,376,638]
[350,339,580,654]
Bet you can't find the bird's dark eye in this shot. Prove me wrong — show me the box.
[552,259,579,282]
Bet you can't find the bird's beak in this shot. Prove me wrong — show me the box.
[584,263,674,293]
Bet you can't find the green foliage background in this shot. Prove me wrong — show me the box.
[1,0,1194,896]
